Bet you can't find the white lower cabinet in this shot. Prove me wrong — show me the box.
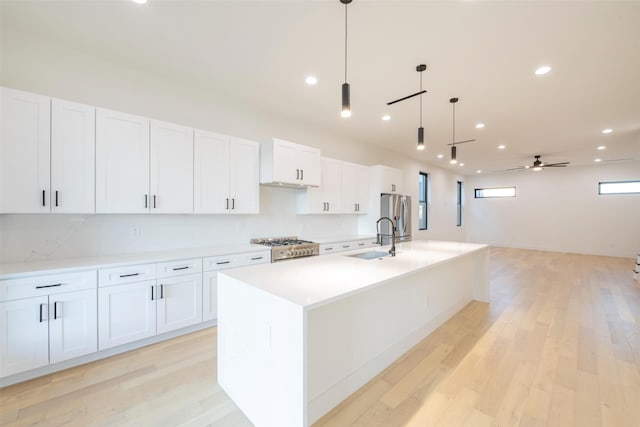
[98,280,157,350]
[156,274,202,334]
[202,271,218,322]
[98,260,203,350]
[0,271,98,378]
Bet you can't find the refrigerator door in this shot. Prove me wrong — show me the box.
[379,194,412,244]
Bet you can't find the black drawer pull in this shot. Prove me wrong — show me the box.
[325,247,333,251]
[359,243,365,246]
[119,273,140,278]
[35,283,62,289]
[216,261,231,265]
[342,245,350,249]
[39,304,46,322]
[251,257,263,261]
[42,190,46,207]
[172,266,189,271]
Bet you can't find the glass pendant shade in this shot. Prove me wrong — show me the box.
[341,83,351,118]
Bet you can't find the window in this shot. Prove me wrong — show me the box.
[418,172,429,230]
[598,181,640,195]
[456,181,463,226]
[474,187,516,198]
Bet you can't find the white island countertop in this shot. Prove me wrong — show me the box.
[220,240,488,309]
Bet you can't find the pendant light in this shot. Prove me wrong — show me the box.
[448,97,476,164]
[416,64,426,150]
[340,0,353,118]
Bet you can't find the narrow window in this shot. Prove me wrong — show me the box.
[456,181,463,226]
[418,172,429,230]
[474,187,516,198]
[598,181,640,195]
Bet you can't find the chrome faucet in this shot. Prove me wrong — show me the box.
[376,216,397,257]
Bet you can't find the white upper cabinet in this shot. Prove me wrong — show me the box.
[150,120,194,213]
[0,87,51,213]
[96,108,150,213]
[373,165,404,194]
[260,138,321,187]
[341,161,369,214]
[194,131,259,214]
[228,137,260,214]
[51,99,95,213]
[297,157,342,214]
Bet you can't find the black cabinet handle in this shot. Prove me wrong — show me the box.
[343,245,350,249]
[226,198,229,209]
[119,273,140,278]
[53,301,61,320]
[145,194,148,208]
[216,261,230,265]
[35,283,62,289]
[151,286,155,301]
[232,198,235,209]
[251,256,263,261]
[160,284,164,299]
[296,169,300,180]
[55,191,59,207]
[301,169,304,180]
[359,242,365,246]
[39,304,46,322]
[153,195,157,208]
[172,266,189,271]
[325,247,333,251]
[42,190,46,207]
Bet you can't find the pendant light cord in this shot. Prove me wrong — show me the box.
[344,3,348,83]
[419,72,423,127]
[452,101,456,146]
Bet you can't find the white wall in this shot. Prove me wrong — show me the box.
[465,162,640,258]
[0,23,465,263]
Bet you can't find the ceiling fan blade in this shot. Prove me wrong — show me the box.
[386,90,427,105]
[544,162,570,167]
[503,166,525,171]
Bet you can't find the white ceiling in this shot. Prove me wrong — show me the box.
[3,0,640,174]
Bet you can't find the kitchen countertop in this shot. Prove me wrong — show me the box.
[0,244,269,279]
[220,240,488,310]
[303,235,377,245]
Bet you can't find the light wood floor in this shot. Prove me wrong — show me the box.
[1,247,638,427]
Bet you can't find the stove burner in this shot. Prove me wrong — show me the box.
[251,237,320,262]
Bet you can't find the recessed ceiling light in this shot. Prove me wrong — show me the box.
[305,76,318,85]
[597,145,606,150]
[535,65,551,75]
[459,163,465,167]
[497,144,506,150]
[131,0,147,4]
[476,170,482,174]
[437,154,444,159]
[594,158,602,162]
[601,128,613,134]
[475,123,485,129]
[382,115,391,121]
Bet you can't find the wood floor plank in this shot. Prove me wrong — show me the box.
[1,247,638,427]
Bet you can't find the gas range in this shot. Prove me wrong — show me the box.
[251,236,319,262]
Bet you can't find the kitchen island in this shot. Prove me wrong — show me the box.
[217,240,489,427]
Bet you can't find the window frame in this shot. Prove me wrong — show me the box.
[418,172,429,230]
[598,180,640,195]
[474,187,517,199]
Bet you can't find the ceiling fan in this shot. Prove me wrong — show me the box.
[507,155,570,171]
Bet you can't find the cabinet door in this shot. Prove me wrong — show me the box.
[156,274,202,334]
[298,145,321,187]
[51,99,95,213]
[341,162,358,213]
[150,120,194,213]
[98,281,156,350]
[322,158,342,213]
[0,87,50,213]
[95,109,150,213]
[49,289,97,364]
[355,163,370,214]
[194,130,230,213]
[202,271,217,322]
[229,137,260,214]
[0,297,49,377]
[272,139,299,184]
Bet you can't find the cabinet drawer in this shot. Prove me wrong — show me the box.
[203,255,243,271]
[319,244,338,255]
[98,263,156,287]
[243,251,271,266]
[157,258,202,278]
[0,270,97,302]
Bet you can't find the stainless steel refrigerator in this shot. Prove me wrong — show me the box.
[379,193,412,244]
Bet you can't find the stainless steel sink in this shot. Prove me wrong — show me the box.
[346,251,390,260]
